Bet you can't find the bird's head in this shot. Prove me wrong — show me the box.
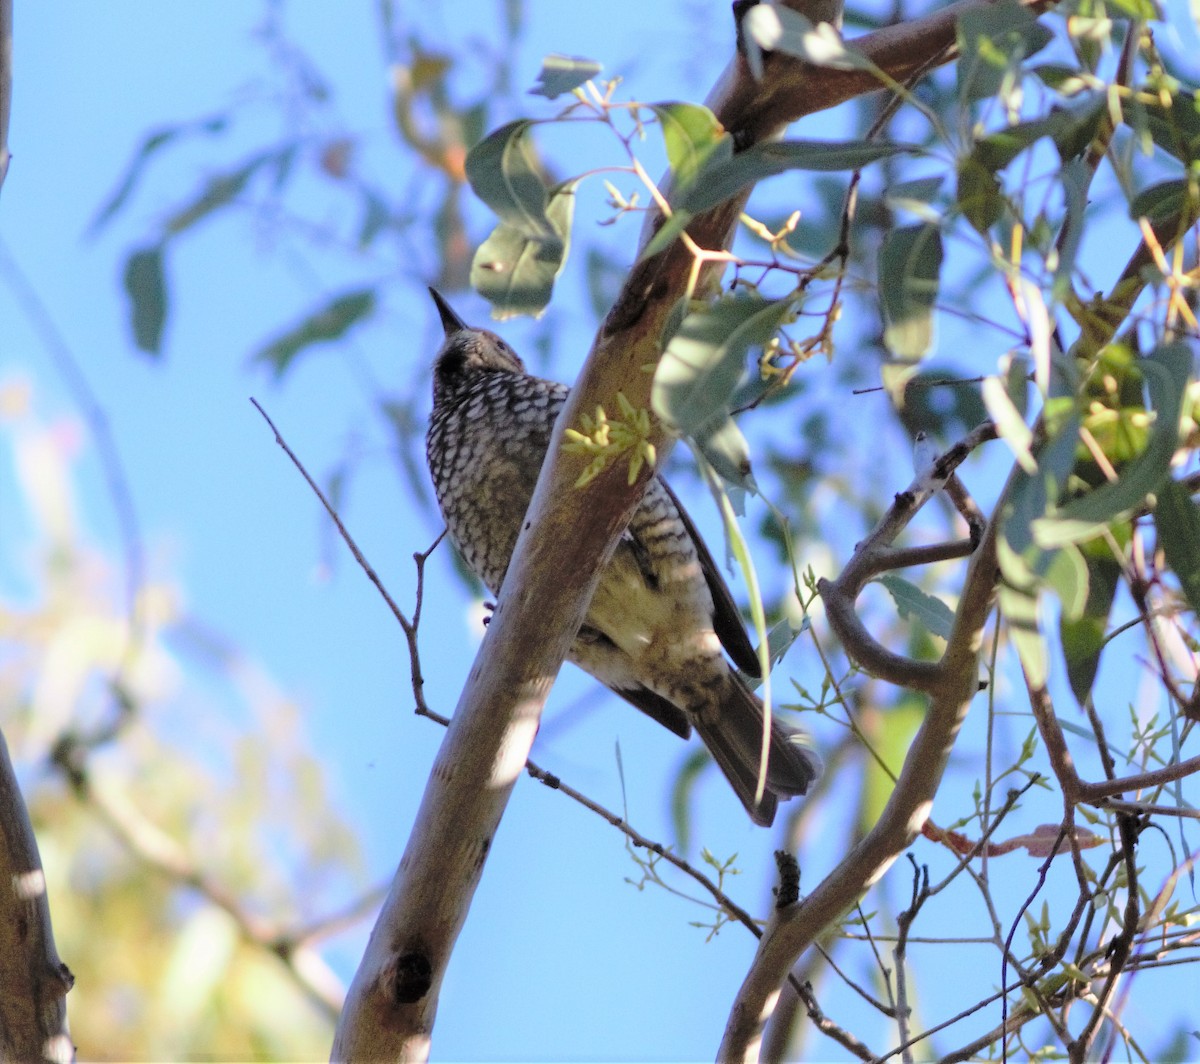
[428,289,525,397]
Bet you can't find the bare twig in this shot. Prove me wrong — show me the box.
[49,734,344,1019]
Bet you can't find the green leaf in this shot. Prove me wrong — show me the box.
[253,289,376,378]
[997,408,1082,687]
[652,296,793,437]
[1044,544,1088,620]
[670,747,713,851]
[465,120,554,238]
[695,414,755,492]
[651,102,730,193]
[1060,551,1120,705]
[1052,158,1090,300]
[956,0,1054,103]
[89,113,229,234]
[528,54,602,99]
[471,181,576,319]
[999,578,1048,685]
[1034,342,1193,547]
[885,176,945,222]
[163,146,295,235]
[971,97,1106,175]
[1156,478,1200,614]
[878,574,955,639]
[123,244,169,356]
[861,698,924,828]
[740,617,808,690]
[879,223,943,360]
[957,155,1005,233]
[1129,180,1192,225]
[1123,87,1200,167]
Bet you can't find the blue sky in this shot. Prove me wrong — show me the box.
[4,2,1200,1061]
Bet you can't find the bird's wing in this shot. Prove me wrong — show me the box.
[659,480,762,679]
[572,624,693,738]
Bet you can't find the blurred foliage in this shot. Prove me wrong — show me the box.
[0,378,362,1059]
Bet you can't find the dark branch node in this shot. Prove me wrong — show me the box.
[388,951,434,1005]
[774,849,801,909]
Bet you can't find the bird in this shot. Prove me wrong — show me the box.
[425,288,820,826]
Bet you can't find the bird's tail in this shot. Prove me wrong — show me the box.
[693,676,822,827]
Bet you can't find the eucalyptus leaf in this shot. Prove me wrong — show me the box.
[653,296,793,436]
[1155,478,1200,615]
[651,102,730,193]
[465,120,554,238]
[89,113,230,235]
[878,574,955,639]
[123,244,169,356]
[879,223,943,360]
[471,181,576,318]
[253,288,376,378]
[529,54,602,99]
[1060,551,1120,705]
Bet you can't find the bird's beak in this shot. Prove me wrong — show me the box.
[428,288,468,336]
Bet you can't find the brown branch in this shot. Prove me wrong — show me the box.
[818,420,998,693]
[1026,678,1200,805]
[0,731,73,1063]
[720,499,999,1058]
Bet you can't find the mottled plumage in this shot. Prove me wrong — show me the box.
[425,289,820,825]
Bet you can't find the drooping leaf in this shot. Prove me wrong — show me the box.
[885,175,946,222]
[528,54,602,99]
[1060,549,1120,705]
[123,244,169,356]
[471,181,576,319]
[739,617,809,690]
[1123,86,1200,167]
[957,155,1005,233]
[1129,180,1192,225]
[878,574,955,640]
[879,223,943,360]
[970,96,1106,174]
[652,296,793,437]
[1044,544,1089,621]
[89,113,230,234]
[163,146,298,235]
[464,120,554,238]
[695,414,755,492]
[686,139,915,214]
[1156,478,1200,615]
[670,747,713,851]
[1052,158,1090,299]
[860,697,924,828]
[253,289,376,378]
[997,407,1082,687]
